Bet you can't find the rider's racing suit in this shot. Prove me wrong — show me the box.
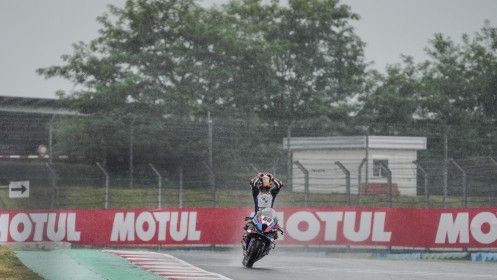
[249,173,283,213]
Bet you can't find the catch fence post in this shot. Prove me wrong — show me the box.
[149,163,163,208]
[335,161,351,206]
[45,163,58,209]
[203,161,216,208]
[379,162,392,207]
[48,115,56,165]
[293,161,309,207]
[128,116,135,188]
[358,158,366,206]
[286,123,293,191]
[96,162,110,209]
[443,127,450,208]
[179,165,184,208]
[207,112,215,198]
[449,158,468,207]
[413,160,429,208]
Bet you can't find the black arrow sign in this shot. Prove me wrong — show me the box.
[12,184,27,194]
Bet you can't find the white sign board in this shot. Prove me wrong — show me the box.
[9,181,29,198]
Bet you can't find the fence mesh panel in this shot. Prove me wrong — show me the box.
[1,113,497,209]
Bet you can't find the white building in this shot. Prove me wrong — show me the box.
[283,136,427,196]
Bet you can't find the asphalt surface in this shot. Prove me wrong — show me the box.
[16,248,497,280]
[166,248,497,280]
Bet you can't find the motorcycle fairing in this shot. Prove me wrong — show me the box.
[252,208,279,233]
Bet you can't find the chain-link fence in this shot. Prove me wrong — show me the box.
[1,113,497,210]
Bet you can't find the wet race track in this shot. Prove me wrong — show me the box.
[163,249,497,280]
[17,248,497,280]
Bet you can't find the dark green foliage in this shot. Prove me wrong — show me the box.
[36,0,366,176]
[34,1,497,194]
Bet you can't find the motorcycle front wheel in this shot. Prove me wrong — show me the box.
[243,239,265,268]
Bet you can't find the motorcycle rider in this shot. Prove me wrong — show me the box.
[250,172,283,213]
[241,172,283,253]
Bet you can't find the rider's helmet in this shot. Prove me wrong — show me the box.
[259,173,271,193]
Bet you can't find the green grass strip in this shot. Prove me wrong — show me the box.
[16,249,163,280]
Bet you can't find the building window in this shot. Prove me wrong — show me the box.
[373,159,389,177]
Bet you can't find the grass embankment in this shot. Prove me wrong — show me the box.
[0,247,43,280]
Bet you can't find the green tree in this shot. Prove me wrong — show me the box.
[419,21,497,157]
[356,56,422,134]
[37,0,367,171]
[418,21,497,126]
[357,21,497,158]
[38,0,216,169]
[223,0,366,121]
[38,0,366,120]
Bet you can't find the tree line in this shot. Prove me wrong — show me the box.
[37,0,497,173]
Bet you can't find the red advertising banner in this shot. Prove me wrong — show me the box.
[1,208,497,248]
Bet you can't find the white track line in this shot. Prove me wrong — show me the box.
[105,250,232,280]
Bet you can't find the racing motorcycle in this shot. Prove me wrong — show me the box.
[242,207,284,268]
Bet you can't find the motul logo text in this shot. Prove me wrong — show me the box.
[436,212,497,244]
[110,211,201,242]
[0,213,81,242]
[281,211,392,242]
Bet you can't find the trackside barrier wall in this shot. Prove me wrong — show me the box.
[471,252,497,262]
[372,252,497,262]
[2,207,497,250]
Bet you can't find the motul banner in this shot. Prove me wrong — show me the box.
[1,208,497,248]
